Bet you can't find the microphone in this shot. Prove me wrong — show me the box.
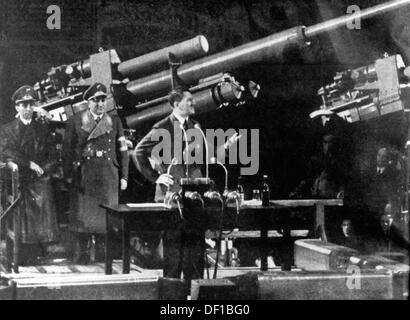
[210,157,241,213]
[225,190,241,214]
[184,191,204,208]
[167,157,178,175]
[180,123,189,178]
[210,157,228,196]
[194,123,209,180]
[204,190,223,207]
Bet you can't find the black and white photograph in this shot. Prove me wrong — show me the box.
[0,0,409,304]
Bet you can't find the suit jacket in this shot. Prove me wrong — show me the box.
[365,164,404,216]
[133,113,204,202]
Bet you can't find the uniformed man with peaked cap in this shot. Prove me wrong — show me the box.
[0,85,59,265]
[11,85,37,103]
[63,82,129,264]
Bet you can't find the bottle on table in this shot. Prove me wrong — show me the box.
[262,174,270,206]
[252,189,261,201]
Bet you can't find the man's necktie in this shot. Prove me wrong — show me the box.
[181,120,189,165]
[95,117,101,123]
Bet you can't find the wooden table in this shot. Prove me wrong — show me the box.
[270,199,343,242]
[102,199,342,275]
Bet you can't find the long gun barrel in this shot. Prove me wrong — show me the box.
[126,0,410,99]
[126,78,244,127]
[118,35,209,78]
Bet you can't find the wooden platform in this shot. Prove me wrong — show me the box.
[0,257,288,300]
[0,234,282,281]
[0,260,285,281]
[0,259,162,278]
[0,258,163,300]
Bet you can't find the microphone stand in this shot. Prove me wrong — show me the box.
[180,124,190,179]
[166,158,178,192]
[210,157,228,195]
[194,124,209,180]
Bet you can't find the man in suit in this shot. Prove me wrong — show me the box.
[133,88,202,282]
[63,83,129,264]
[369,212,409,257]
[290,133,346,199]
[134,89,201,201]
[133,87,239,282]
[369,147,404,220]
[0,85,59,265]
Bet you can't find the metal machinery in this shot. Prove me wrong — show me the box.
[310,54,410,123]
[25,0,410,129]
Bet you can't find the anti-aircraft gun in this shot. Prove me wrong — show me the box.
[29,0,410,130]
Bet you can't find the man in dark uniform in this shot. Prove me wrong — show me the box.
[0,85,59,264]
[63,83,129,264]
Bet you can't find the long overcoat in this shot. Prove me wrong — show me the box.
[0,118,59,244]
[63,110,128,234]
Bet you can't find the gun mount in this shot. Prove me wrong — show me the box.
[24,0,410,127]
[310,54,410,123]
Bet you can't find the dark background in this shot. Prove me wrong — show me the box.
[1,0,410,198]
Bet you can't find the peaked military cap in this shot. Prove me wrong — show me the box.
[12,85,37,104]
[83,82,107,101]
